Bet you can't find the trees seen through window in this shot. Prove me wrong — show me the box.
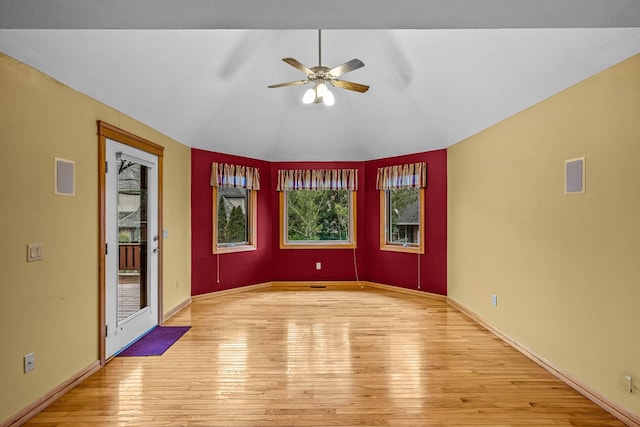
[281,189,356,248]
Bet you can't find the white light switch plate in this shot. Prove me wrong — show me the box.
[27,244,43,262]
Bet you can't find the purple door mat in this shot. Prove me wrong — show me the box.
[118,326,191,357]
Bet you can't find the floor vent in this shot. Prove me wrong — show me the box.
[310,285,327,289]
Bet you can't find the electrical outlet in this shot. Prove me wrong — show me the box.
[626,375,633,393]
[491,294,498,306]
[315,262,322,270]
[24,352,35,373]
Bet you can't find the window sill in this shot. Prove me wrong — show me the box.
[214,244,257,254]
[280,242,357,250]
[380,243,423,254]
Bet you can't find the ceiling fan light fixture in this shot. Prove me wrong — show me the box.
[316,82,329,97]
[322,89,335,106]
[270,29,368,105]
[302,87,316,104]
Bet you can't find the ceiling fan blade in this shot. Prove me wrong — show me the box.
[268,80,308,89]
[329,59,364,77]
[283,58,314,75]
[332,79,369,93]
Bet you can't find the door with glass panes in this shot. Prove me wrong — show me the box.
[105,139,159,358]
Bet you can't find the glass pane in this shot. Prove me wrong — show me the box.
[117,160,148,323]
[217,187,249,245]
[387,188,420,245]
[287,190,350,241]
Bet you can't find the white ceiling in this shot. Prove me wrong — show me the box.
[1,1,639,161]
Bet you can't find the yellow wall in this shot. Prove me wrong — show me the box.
[448,53,640,416]
[0,53,191,422]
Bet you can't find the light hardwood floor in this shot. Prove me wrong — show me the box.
[26,285,625,426]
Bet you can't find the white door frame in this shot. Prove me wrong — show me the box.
[98,121,164,365]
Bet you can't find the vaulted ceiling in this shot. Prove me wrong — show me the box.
[1,1,639,161]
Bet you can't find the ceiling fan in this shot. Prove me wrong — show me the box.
[268,30,369,106]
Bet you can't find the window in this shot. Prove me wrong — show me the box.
[213,186,257,253]
[277,168,358,249]
[377,162,426,254]
[380,188,424,253]
[211,162,260,254]
[281,189,356,248]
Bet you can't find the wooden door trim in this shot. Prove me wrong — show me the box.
[97,120,164,365]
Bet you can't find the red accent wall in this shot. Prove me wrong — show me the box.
[191,148,447,296]
[270,162,366,282]
[191,148,273,295]
[363,150,447,295]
